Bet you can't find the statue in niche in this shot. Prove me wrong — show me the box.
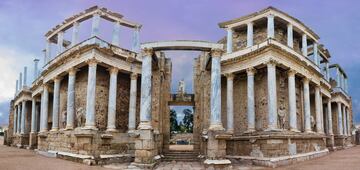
[310,115,316,130]
[62,111,67,128]
[76,107,86,128]
[277,103,286,129]
[177,79,186,95]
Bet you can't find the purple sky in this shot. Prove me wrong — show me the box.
[0,0,359,125]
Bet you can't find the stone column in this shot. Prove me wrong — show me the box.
[226,28,233,53]
[209,49,224,131]
[31,98,36,133]
[267,14,275,39]
[315,86,322,133]
[313,43,319,66]
[347,108,351,135]
[13,106,17,134]
[51,78,61,131]
[345,78,348,93]
[336,68,341,88]
[71,22,79,46]
[128,73,138,132]
[132,27,140,53]
[20,101,26,134]
[302,34,308,56]
[19,73,22,90]
[247,68,256,132]
[17,104,21,134]
[107,67,118,132]
[247,22,253,47]
[320,94,324,133]
[225,73,234,133]
[45,40,51,63]
[139,48,153,130]
[327,100,333,135]
[303,78,311,132]
[91,13,100,37]
[267,60,278,130]
[15,80,18,94]
[326,63,330,81]
[34,59,39,79]
[84,60,97,130]
[112,22,120,46]
[337,102,343,135]
[287,24,293,48]
[66,68,76,130]
[40,85,49,132]
[342,105,347,135]
[288,69,298,131]
[57,31,64,54]
[23,67,27,87]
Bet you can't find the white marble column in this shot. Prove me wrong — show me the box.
[20,101,26,134]
[57,31,64,54]
[247,22,253,47]
[84,60,97,130]
[342,105,347,135]
[267,60,278,130]
[288,69,298,131]
[345,78,348,93]
[347,108,351,135]
[91,13,100,37]
[327,100,333,135]
[40,85,49,132]
[107,67,118,132]
[45,40,51,63]
[302,34,308,56]
[267,14,275,39]
[336,68,341,88]
[23,67,27,87]
[51,78,61,131]
[326,63,330,81]
[337,102,343,135]
[132,27,140,53]
[320,94,324,133]
[33,59,39,79]
[66,68,76,130]
[209,49,224,131]
[225,73,234,133]
[226,28,233,53]
[287,24,293,48]
[315,86,322,133]
[112,22,121,46]
[128,73,138,132]
[71,22,80,46]
[13,106,17,134]
[31,98,36,133]
[138,48,153,130]
[247,68,256,132]
[15,80,19,94]
[303,78,311,132]
[313,43,319,66]
[19,73,22,90]
[17,105,21,134]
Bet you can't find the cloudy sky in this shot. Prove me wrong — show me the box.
[0,0,359,125]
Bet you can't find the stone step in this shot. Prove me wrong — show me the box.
[162,151,199,162]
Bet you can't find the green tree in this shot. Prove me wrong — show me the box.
[182,109,193,133]
[170,109,179,133]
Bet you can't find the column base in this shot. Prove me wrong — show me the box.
[209,123,225,131]
[264,128,281,132]
[106,128,118,132]
[290,128,301,133]
[82,126,98,131]
[65,126,74,130]
[50,128,59,132]
[305,130,314,133]
[138,122,153,130]
[244,128,256,134]
[226,129,234,134]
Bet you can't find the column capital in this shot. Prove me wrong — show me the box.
[86,58,98,66]
[142,48,153,57]
[265,59,277,67]
[68,68,78,76]
[267,13,275,18]
[287,69,297,77]
[247,22,254,26]
[246,67,257,76]
[287,23,293,27]
[224,73,234,80]
[108,67,119,75]
[303,77,310,84]
[53,76,62,83]
[130,73,138,80]
[211,48,224,57]
[225,27,233,31]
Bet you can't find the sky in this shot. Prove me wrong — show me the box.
[0,0,359,126]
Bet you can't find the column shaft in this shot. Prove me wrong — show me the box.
[302,34,308,56]
[45,40,51,63]
[107,68,118,131]
[19,73,22,90]
[128,73,138,131]
[226,28,233,53]
[287,24,293,48]
[23,67,27,87]
[71,22,79,46]
[57,31,64,54]
[267,61,277,130]
[267,15,275,38]
[342,105,347,135]
[31,98,36,133]
[91,14,100,37]
[21,101,26,134]
[327,100,333,135]
[247,22,253,47]
[66,69,76,129]
[303,78,311,132]
[337,102,343,135]
[288,70,297,131]
[17,105,21,134]
[139,49,153,129]
[40,85,49,132]
[85,60,97,129]
[247,68,256,131]
[34,59,39,79]
[51,78,61,131]
[315,86,322,133]
[132,27,140,52]
[313,43,319,66]
[226,73,234,133]
[13,106,17,134]
[112,22,120,46]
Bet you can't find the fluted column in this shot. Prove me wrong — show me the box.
[51,78,61,131]
[302,34,308,56]
[287,24,293,48]
[66,68,77,130]
[337,102,343,135]
[327,100,333,135]
[267,60,278,130]
[40,85,49,132]
[267,14,275,39]
[225,73,234,133]
[112,22,121,46]
[247,68,256,132]
[128,73,138,132]
[31,98,36,133]
[57,31,64,54]
[20,101,26,134]
[71,22,80,46]
[13,106,17,134]
[315,86,322,133]
[107,67,118,132]
[226,28,233,53]
[247,22,253,47]
[303,78,311,132]
[138,48,153,130]
[288,69,298,131]
[209,49,224,131]
[17,104,21,134]
[91,13,100,37]
[84,60,97,130]
[132,27,140,53]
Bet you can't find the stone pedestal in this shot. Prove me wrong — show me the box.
[131,129,157,169]
[20,134,29,148]
[204,130,231,169]
[29,132,38,149]
[326,135,335,150]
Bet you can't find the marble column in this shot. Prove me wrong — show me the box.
[345,78,348,93]
[34,59,39,79]
[112,22,120,46]
[15,80,18,94]
[342,105,347,135]
[84,60,97,130]
[45,40,51,63]
[347,108,351,135]
[337,102,343,135]
[66,68,76,129]
[23,67,27,87]
[287,24,293,48]
[247,22,253,47]
[267,60,278,130]
[320,94,324,133]
[17,104,21,134]
[303,78,311,132]
[13,106,17,134]
[226,28,233,53]
[326,63,330,81]
[288,69,298,131]
[19,73,22,91]
[315,86,322,133]
[138,48,153,130]
[132,27,140,53]
[302,34,308,56]
[107,67,118,132]
[209,49,224,131]
[51,78,61,131]
[336,68,341,88]
[40,85,49,132]
[327,100,333,135]
[21,101,26,134]
[91,13,100,37]
[247,68,256,132]
[57,31,64,54]
[71,22,80,46]
[225,73,234,133]
[31,98,36,133]
[128,73,138,132]
[313,43,319,66]
[267,14,275,39]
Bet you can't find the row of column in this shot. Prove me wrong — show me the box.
[13,100,39,135]
[336,102,351,136]
[336,67,349,93]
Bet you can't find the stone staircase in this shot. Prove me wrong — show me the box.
[162,151,199,162]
